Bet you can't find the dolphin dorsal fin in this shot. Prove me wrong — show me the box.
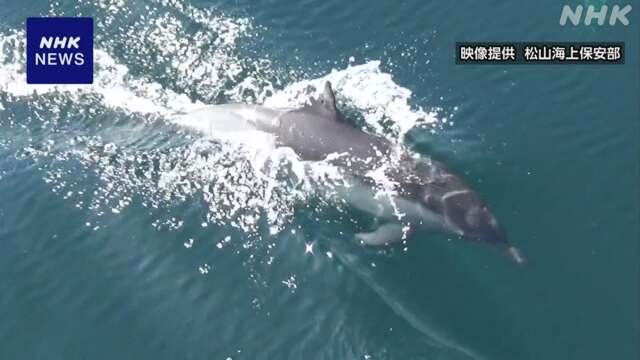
[306,81,344,121]
[320,81,337,113]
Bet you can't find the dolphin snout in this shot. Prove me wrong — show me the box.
[474,225,526,265]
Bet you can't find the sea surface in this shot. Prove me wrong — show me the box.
[0,1,638,359]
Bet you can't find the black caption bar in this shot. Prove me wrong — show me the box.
[456,42,625,64]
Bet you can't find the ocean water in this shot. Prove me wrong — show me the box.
[0,1,638,359]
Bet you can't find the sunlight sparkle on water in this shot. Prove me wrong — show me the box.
[304,242,314,254]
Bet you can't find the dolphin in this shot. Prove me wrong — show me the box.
[178,81,525,264]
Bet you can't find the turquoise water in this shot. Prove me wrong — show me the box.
[1,1,638,359]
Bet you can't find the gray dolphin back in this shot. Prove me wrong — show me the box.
[274,82,392,166]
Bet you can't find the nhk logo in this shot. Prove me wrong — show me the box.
[26,17,93,84]
[560,4,632,26]
[36,37,85,66]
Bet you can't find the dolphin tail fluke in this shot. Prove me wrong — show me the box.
[506,246,526,265]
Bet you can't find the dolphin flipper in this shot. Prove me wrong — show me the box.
[356,223,405,246]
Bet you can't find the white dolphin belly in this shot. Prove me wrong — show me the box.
[336,181,445,227]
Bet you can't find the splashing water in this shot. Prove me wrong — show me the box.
[0,0,443,247]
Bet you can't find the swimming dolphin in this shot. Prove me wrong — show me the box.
[178,81,525,264]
